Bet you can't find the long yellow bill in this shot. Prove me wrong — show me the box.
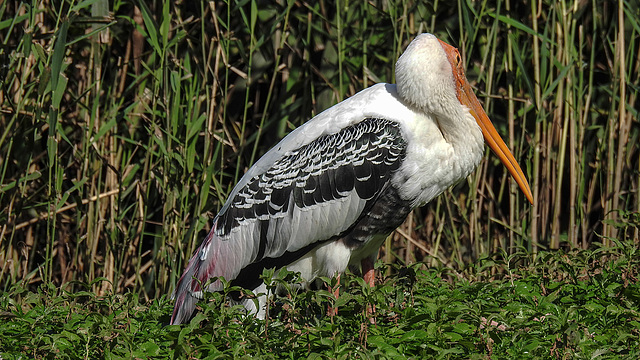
[439,39,534,204]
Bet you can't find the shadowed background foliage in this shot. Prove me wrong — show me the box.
[0,0,638,300]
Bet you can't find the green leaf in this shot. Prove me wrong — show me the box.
[51,73,67,111]
[367,335,401,355]
[444,331,463,341]
[50,20,68,93]
[136,0,160,53]
[487,13,552,44]
[452,321,475,335]
[399,329,429,342]
[135,341,161,356]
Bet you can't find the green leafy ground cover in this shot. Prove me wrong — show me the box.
[2,242,638,359]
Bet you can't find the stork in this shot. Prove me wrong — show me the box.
[170,33,533,325]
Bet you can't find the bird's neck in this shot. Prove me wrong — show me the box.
[393,104,485,208]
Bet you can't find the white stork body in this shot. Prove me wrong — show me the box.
[170,34,532,324]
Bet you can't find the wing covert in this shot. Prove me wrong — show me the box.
[216,117,407,259]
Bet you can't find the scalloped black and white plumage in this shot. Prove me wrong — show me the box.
[170,34,533,324]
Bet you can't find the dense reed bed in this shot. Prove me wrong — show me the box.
[0,0,638,300]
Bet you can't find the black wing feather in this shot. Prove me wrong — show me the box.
[216,118,407,243]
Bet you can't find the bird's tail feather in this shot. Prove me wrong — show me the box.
[170,220,255,324]
[170,228,217,325]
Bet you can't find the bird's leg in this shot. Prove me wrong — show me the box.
[362,257,375,287]
[327,272,340,317]
[361,257,376,325]
[358,257,375,346]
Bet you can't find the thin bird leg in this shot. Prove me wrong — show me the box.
[361,257,376,324]
[362,257,375,287]
[327,272,340,317]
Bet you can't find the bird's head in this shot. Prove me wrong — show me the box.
[396,33,461,117]
[396,33,533,204]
